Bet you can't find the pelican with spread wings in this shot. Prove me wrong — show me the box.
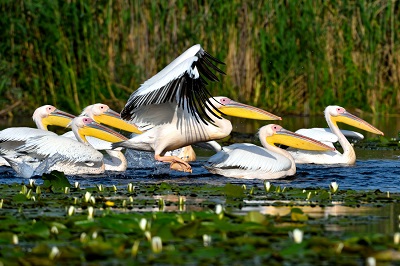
[116,44,281,172]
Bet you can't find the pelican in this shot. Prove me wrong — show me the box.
[81,103,142,134]
[0,105,76,166]
[81,103,197,163]
[115,96,281,172]
[204,124,334,179]
[117,44,281,172]
[5,117,128,177]
[288,105,384,165]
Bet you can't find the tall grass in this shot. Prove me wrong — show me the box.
[0,0,399,116]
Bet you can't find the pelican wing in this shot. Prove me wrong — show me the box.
[15,135,103,163]
[128,102,177,128]
[295,128,338,148]
[206,143,292,173]
[312,128,364,140]
[121,44,225,124]
[0,127,57,142]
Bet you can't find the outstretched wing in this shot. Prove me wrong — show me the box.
[121,44,225,124]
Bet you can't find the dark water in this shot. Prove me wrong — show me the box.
[0,115,399,192]
[0,149,399,192]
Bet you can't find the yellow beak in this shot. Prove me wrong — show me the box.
[331,112,384,135]
[78,120,129,143]
[267,129,334,151]
[42,109,76,128]
[93,109,143,134]
[218,101,282,121]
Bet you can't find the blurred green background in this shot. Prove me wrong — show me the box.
[1,0,399,117]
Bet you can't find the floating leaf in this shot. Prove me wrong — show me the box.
[42,171,71,190]
[30,221,50,239]
[291,208,308,222]
[173,220,200,238]
[244,211,266,224]
[224,183,245,198]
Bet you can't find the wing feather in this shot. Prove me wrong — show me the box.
[15,135,103,163]
[206,143,291,173]
[0,127,57,142]
[121,44,225,124]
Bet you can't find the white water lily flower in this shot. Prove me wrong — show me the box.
[366,257,376,266]
[12,234,18,245]
[292,228,303,244]
[307,192,312,200]
[80,232,87,242]
[29,179,35,187]
[84,191,91,202]
[330,182,339,193]
[264,181,271,192]
[87,206,94,220]
[51,226,59,235]
[139,218,147,231]
[394,232,400,245]
[215,204,223,215]
[49,246,60,260]
[151,236,162,253]
[74,181,80,189]
[203,234,212,247]
[127,183,134,193]
[68,206,75,216]
[89,196,96,204]
[64,187,70,194]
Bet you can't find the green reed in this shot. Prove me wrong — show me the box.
[0,0,398,116]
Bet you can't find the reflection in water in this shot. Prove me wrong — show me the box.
[240,200,400,235]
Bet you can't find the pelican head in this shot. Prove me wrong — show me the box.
[70,117,128,144]
[209,97,282,120]
[82,103,142,134]
[264,124,334,151]
[33,105,76,130]
[325,106,384,135]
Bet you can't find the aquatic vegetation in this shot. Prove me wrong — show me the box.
[0,171,400,264]
[1,1,400,115]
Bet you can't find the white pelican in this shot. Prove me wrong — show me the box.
[204,124,334,179]
[115,96,282,172]
[118,44,281,172]
[288,105,384,165]
[82,103,197,163]
[5,117,128,177]
[0,105,76,166]
[81,103,142,134]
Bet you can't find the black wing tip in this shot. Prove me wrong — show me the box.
[111,141,124,150]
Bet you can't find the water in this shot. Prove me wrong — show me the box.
[1,115,399,236]
[0,115,399,191]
